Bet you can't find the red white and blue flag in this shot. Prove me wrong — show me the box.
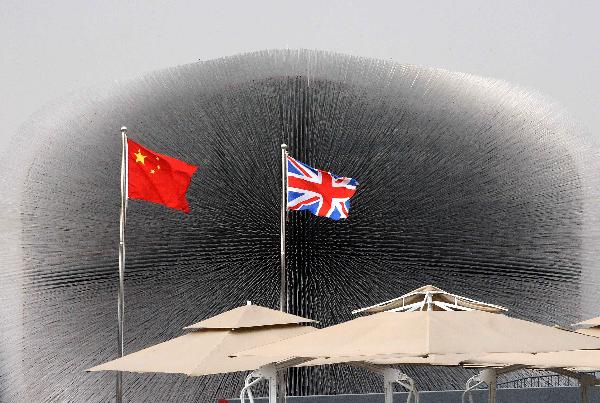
[287,156,358,220]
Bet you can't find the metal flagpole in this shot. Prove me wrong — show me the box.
[278,143,288,403]
[280,143,288,312]
[116,126,128,403]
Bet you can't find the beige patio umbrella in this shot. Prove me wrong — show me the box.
[237,310,600,360]
[352,285,507,314]
[575,316,600,328]
[574,316,600,338]
[298,353,468,367]
[88,303,316,376]
[298,351,600,403]
[577,327,600,337]
[236,310,600,403]
[183,303,315,330]
[461,351,600,403]
[294,353,478,403]
[305,350,600,372]
[465,350,600,371]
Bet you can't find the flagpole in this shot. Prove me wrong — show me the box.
[116,126,128,403]
[278,143,288,403]
[280,143,288,312]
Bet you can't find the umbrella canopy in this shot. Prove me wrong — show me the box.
[185,303,315,330]
[237,310,600,361]
[577,327,600,338]
[352,285,507,314]
[574,316,600,328]
[465,350,600,371]
[88,304,316,376]
[298,353,468,367]
[573,315,600,338]
[301,350,600,371]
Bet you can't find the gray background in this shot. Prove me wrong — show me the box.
[1,0,599,150]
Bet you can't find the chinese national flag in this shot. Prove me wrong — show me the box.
[127,139,197,213]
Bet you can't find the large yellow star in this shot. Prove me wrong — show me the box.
[134,149,147,164]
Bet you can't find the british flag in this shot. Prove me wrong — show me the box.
[287,155,358,220]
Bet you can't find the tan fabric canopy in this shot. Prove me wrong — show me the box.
[237,311,600,361]
[352,285,506,314]
[300,350,600,371]
[299,353,467,367]
[185,303,316,330]
[88,304,316,376]
[573,315,600,340]
[575,316,600,328]
[577,327,600,338]
[465,350,600,371]
[301,351,600,372]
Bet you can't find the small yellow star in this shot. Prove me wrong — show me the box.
[157,165,160,170]
[150,169,155,174]
[156,156,160,161]
[134,149,147,164]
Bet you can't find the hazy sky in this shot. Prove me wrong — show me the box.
[2,0,599,150]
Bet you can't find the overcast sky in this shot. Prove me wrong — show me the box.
[2,0,599,150]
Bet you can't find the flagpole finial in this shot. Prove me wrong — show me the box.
[281,143,287,150]
[121,126,127,133]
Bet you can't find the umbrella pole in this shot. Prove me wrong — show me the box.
[265,365,279,403]
[240,365,278,403]
[488,376,497,403]
[580,382,588,403]
[270,370,278,403]
[384,382,393,403]
[361,366,419,403]
[549,368,599,403]
[116,126,128,403]
[477,369,497,403]
[477,365,523,403]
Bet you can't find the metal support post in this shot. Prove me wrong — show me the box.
[240,365,278,403]
[478,369,497,403]
[358,364,419,403]
[549,368,600,403]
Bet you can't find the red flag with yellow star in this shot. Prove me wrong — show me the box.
[127,139,197,213]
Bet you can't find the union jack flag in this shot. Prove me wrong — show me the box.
[287,155,358,220]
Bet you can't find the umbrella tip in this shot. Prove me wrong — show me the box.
[247,300,252,306]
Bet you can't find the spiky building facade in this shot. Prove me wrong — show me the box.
[1,50,599,402]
